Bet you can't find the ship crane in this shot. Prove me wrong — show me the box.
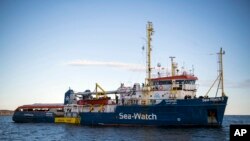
[74,82,128,97]
[75,90,118,96]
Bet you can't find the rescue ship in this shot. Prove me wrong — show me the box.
[13,22,228,126]
[63,22,228,126]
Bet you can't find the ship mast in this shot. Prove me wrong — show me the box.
[146,21,154,86]
[218,48,226,96]
[169,56,176,76]
[205,48,226,97]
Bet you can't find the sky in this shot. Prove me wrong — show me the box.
[0,0,249,115]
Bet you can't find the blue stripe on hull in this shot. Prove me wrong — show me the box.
[80,97,227,127]
[12,112,55,123]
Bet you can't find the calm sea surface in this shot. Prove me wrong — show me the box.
[0,115,249,141]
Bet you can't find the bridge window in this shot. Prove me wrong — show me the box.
[159,81,171,85]
[183,80,196,84]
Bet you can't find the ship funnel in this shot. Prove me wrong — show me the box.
[64,89,75,105]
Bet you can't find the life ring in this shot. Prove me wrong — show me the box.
[159,86,163,91]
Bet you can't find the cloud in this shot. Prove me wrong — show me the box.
[199,79,250,89]
[67,60,145,72]
[198,79,215,87]
[226,79,250,89]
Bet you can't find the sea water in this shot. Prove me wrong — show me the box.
[0,115,249,141]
